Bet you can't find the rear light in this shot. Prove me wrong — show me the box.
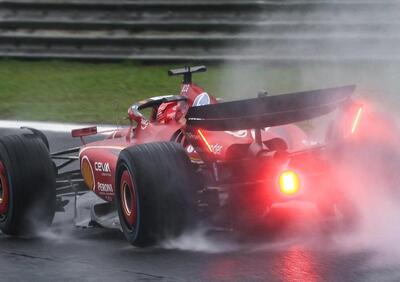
[279,170,300,196]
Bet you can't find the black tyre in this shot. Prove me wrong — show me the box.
[21,127,50,150]
[115,142,199,247]
[0,131,56,236]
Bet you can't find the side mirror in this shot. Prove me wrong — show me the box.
[71,126,97,138]
[71,126,97,145]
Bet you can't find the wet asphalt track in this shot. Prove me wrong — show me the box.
[0,131,399,282]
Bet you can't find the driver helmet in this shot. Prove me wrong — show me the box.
[156,102,177,123]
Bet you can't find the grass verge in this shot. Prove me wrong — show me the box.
[0,60,397,123]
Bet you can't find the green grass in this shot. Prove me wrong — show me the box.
[0,59,398,123]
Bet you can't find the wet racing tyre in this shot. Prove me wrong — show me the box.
[21,127,50,150]
[116,142,200,247]
[0,131,56,236]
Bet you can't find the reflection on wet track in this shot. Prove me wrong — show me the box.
[278,246,319,282]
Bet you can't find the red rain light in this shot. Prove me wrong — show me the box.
[279,170,300,196]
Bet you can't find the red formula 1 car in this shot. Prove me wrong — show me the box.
[0,66,366,246]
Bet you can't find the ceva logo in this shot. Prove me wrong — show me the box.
[94,162,111,173]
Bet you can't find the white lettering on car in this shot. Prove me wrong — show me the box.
[210,144,223,155]
[181,84,190,93]
[97,182,113,193]
[94,162,111,173]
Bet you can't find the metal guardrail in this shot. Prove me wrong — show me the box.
[0,0,398,62]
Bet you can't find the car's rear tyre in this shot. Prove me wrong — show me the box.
[0,131,56,236]
[115,142,199,247]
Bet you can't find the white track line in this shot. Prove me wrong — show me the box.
[0,120,117,133]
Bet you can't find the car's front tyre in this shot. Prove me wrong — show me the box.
[0,131,56,236]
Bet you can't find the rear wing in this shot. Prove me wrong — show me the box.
[186,85,355,131]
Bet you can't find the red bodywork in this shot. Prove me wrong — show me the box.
[78,82,308,202]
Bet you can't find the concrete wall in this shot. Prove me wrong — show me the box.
[0,0,398,62]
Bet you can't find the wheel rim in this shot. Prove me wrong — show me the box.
[122,183,132,216]
[120,170,137,228]
[0,161,9,217]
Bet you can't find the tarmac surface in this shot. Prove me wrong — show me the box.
[0,130,399,282]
